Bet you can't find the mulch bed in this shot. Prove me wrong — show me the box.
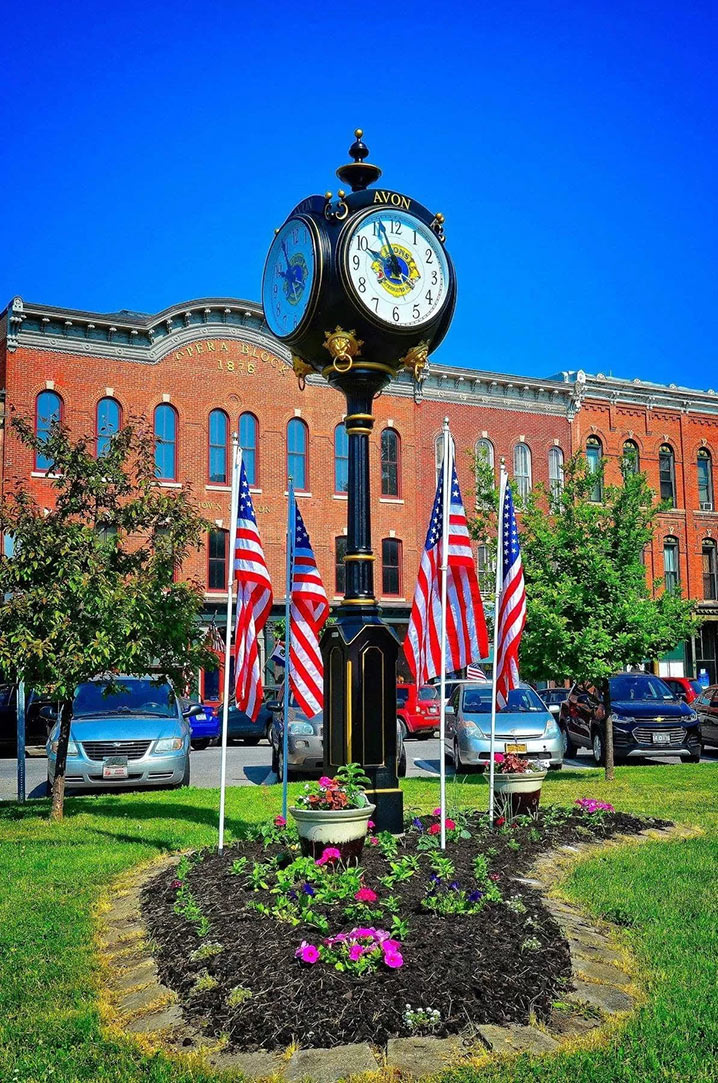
[140,805,669,1051]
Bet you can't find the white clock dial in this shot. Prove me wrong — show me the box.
[343,209,449,328]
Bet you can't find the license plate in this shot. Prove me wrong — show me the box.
[194,712,207,722]
[505,743,527,754]
[103,755,128,779]
[652,732,671,745]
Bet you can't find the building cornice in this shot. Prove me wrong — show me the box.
[554,368,718,418]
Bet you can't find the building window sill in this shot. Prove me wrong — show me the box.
[206,484,231,491]
[159,481,182,488]
[379,497,404,504]
[31,471,62,479]
[285,491,312,498]
[333,493,348,500]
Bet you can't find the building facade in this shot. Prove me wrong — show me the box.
[2,295,716,692]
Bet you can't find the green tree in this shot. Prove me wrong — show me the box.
[470,451,698,779]
[0,415,217,819]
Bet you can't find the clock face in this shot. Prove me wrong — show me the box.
[262,216,319,338]
[342,208,450,329]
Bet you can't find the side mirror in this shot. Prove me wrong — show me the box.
[265,701,281,712]
[184,704,204,718]
[39,704,58,722]
[444,705,455,716]
[549,703,560,716]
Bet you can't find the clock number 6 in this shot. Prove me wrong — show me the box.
[392,306,400,322]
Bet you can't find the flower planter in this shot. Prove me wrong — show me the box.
[493,770,547,820]
[289,802,376,863]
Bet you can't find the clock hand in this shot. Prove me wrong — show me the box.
[376,220,402,278]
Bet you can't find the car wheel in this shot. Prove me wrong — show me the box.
[243,736,261,746]
[398,718,408,742]
[271,744,279,775]
[454,737,474,774]
[191,738,210,751]
[592,728,605,767]
[173,757,191,788]
[560,725,576,758]
[45,773,52,798]
[417,731,433,741]
[686,750,701,763]
[277,746,294,782]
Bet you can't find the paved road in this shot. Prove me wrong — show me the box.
[2,738,716,801]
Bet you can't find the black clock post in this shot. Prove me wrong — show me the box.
[262,132,457,832]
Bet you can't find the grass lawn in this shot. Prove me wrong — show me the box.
[1,765,718,1082]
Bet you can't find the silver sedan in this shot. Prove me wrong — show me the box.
[445,681,564,770]
[270,693,323,779]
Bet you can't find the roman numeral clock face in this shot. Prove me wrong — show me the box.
[262,217,319,338]
[343,209,449,329]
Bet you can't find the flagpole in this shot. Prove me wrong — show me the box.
[438,417,453,851]
[281,479,295,819]
[218,434,241,853]
[488,459,507,827]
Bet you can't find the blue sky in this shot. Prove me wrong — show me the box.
[1,1,715,387]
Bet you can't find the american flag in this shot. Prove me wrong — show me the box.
[495,482,527,709]
[404,458,488,684]
[289,503,329,718]
[205,619,225,654]
[233,460,273,720]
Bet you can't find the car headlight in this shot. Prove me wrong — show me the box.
[608,713,631,725]
[288,721,314,736]
[686,711,699,723]
[543,716,560,738]
[50,740,78,755]
[459,720,482,737]
[154,737,184,753]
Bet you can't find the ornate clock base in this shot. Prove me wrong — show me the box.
[321,615,403,834]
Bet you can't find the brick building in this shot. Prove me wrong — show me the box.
[1,295,716,691]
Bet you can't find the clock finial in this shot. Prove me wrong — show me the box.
[336,128,382,192]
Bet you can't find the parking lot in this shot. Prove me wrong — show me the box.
[1,736,716,801]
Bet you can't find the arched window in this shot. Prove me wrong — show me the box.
[513,443,532,501]
[622,439,640,477]
[703,539,717,601]
[663,536,680,593]
[434,433,444,483]
[476,438,494,470]
[585,436,603,501]
[334,424,348,494]
[96,398,121,457]
[35,390,62,472]
[154,404,177,480]
[287,418,308,491]
[698,448,714,511]
[548,446,564,497]
[207,529,228,591]
[239,412,258,487]
[334,536,347,595]
[208,409,229,484]
[381,428,401,497]
[659,444,676,507]
[381,538,402,596]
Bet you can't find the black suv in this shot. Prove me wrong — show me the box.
[559,674,701,765]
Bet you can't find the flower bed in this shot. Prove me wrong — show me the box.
[141,801,668,1052]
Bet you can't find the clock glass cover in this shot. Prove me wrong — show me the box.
[262,216,318,337]
[343,208,449,328]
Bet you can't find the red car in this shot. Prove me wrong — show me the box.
[662,676,701,704]
[397,683,440,739]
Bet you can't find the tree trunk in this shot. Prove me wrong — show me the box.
[50,699,73,821]
[603,679,615,782]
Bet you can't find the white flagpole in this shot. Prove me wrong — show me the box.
[438,417,453,851]
[282,478,294,820]
[488,459,507,826]
[218,434,241,853]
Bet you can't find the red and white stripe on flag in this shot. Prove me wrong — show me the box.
[466,663,487,681]
[404,457,488,684]
[289,503,329,719]
[495,481,527,710]
[233,460,273,721]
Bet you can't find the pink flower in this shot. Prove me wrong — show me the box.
[380,938,401,953]
[432,807,442,817]
[274,815,286,827]
[348,944,366,961]
[489,873,500,882]
[429,823,441,835]
[351,927,381,940]
[494,753,505,763]
[383,950,404,968]
[319,776,336,789]
[445,818,456,831]
[315,846,342,866]
[295,942,320,964]
[367,820,375,830]
[355,887,378,904]
[368,836,380,846]
[171,879,182,889]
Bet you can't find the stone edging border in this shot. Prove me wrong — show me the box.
[94,821,700,1081]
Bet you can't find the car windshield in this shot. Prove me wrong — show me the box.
[419,686,439,701]
[396,688,409,705]
[463,686,546,714]
[690,681,702,695]
[609,676,676,702]
[73,679,177,718]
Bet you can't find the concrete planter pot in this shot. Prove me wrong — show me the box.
[289,802,376,863]
[493,770,547,820]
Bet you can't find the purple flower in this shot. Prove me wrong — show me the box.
[429,872,441,883]
[412,817,424,832]
[450,881,461,892]
[302,883,315,897]
[467,889,483,903]
[288,889,298,901]
[171,879,182,889]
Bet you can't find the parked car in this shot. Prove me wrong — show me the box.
[540,687,570,719]
[396,683,440,739]
[0,684,57,749]
[694,684,718,750]
[558,674,701,765]
[445,681,563,771]
[180,698,221,750]
[46,675,191,791]
[215,699,273,746]
[661,676,701,704]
